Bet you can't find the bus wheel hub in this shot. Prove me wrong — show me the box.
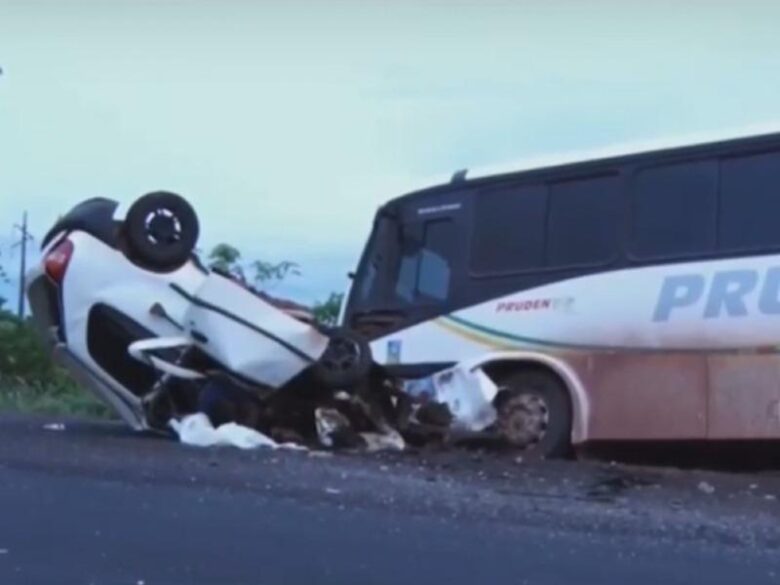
[498,393,549,447]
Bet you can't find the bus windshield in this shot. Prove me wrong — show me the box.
[349,209,456,318]
[351,213,398,310]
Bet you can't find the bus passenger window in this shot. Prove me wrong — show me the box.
[719,150,780,252]
[547,175,620,267]
[631,160,718,259]
[471,184,547,274]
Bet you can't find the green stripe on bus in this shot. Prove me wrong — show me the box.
[440,314,775,354]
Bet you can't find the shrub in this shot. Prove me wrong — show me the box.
[0,308,112,418]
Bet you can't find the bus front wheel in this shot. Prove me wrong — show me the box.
[494,369,572,459]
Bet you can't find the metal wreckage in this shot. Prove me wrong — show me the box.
[27,192,509,453]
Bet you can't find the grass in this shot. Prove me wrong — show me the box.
[0,373,114,419]
[0,312,115,420]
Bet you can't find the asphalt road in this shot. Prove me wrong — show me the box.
[0,413,779,585]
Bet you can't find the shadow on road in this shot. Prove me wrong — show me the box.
[582,440,780,473]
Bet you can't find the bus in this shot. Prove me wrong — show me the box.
[342,128,780,457]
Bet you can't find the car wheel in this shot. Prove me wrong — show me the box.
[313,327,373,390]
[494,369,572,458]
[124,191,199,271]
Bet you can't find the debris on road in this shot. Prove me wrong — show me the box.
[585,471,658,501]
[169,413,305,451]
[698,481,716,495]
[315,407,405,452]
[361,430,405,452]
[42,423,66,432]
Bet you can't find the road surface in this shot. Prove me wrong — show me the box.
[0,413,779,584]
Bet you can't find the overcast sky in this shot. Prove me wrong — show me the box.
[2,0,780,305]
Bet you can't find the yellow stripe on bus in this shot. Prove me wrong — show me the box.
[433,317,515,350]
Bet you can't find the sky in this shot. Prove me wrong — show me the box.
[2,0,780,306]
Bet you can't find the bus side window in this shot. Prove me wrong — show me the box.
[719,149,780,252]
[547,175,620,267]
[631,160,718,260]
[471,183,547,275]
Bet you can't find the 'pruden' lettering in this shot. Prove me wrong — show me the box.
[653,267,780,321]
[497,297,573,313]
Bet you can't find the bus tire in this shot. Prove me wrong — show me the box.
[494,369,572,459]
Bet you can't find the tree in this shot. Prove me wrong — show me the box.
[207,243,300,291]
[0,249,10,284]
[205,244,344,325]
[312,292,344,326]
[250,260,301,291]
[0,249,10,314]
[207,243,245,281]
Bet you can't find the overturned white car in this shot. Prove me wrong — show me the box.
[26,193,377,427]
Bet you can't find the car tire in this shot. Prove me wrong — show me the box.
[124,191,199,271]
[494,369,572,459]
[312,327,373,390]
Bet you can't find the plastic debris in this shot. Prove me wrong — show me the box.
[315,408,351,448]
[361,429,405,452]
[42,423,66,431]
[169,413,305,450]
[403,365,498,433]
[698,481,715,495]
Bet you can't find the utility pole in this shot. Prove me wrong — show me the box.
[12,211,33,319]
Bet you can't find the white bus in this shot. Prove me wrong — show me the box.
[342,129,780,457]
